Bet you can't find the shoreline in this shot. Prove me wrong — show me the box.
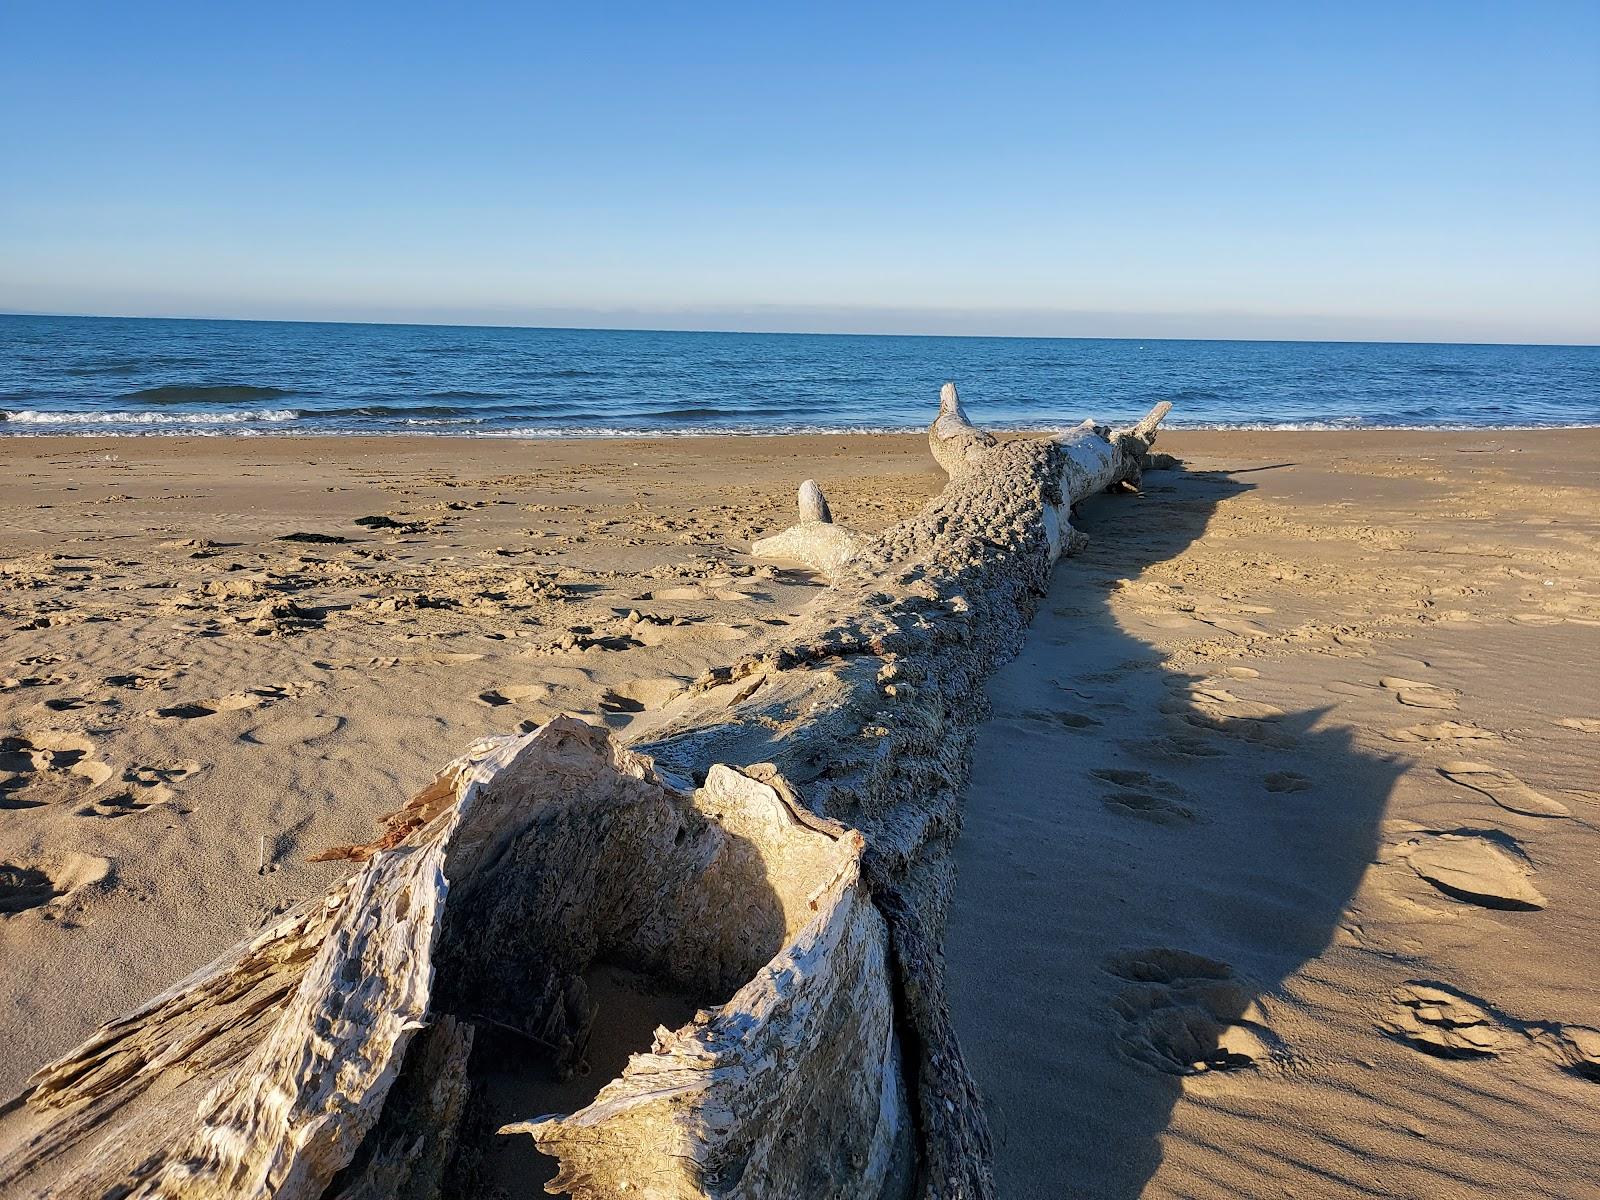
[5,422,1600,440]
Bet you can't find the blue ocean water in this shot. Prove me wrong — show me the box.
[1,314,1595,436]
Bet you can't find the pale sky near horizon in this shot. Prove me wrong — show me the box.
[2,2,1596,344]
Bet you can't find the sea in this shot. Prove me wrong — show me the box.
[2,314,1595,437]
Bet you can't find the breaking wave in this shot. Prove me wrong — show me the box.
[2,408,299,427]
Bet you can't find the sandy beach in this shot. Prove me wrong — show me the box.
[2,430,1597,1198]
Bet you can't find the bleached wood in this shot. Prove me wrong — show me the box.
[751,480,862,577]
[0,387,1168,1200]
[928,382,998,476]
[797,478,833,524]
[634,395,1170,1195]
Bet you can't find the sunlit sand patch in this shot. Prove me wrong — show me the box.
[0,852,112,917]
[1397,833,1546,910]
[240,712,345,746]
[1386,721,1498,744]
[1437,762,1571,818]
[1379,675,1459,710]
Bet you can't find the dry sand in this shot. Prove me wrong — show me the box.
[1,430,1596,1198]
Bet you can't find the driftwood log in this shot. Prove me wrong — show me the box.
[0,387,1169,1200]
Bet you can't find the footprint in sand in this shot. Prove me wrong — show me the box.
[1092,768,1171,789]
[82,761,204,818]
[598,677,687,718]
[1150,731,1229,759]
[1384,983,1600,1082]
[1164,685,1290,746]
[240,713,345,746]
[1381,982,1511,1058]
[1101,791,1196,824]
[1192,613,1271,637]
[0,852,112,916]
[0,734,113,809]
[477,684,551,708]
[0,864,56,914]
[1,674,68,692]
[1091,768,1195,824]
[1325,681,1371,699]
[148,686,296,722]
[1387,721,1498,744]
[1020,707,1103,731]
[1438,762,1571,818]
[38,696,102,713]
[102,672,167,691]
[1397,833,1546,910]
[151,702,219,720]
[1105,948,1274,1075]
[632,620,750,647]
[214,686,298,712]
[1510,613,1564,627]
[1379,676,1458,710]
[1264,771,1313,793]
[1543,1026,1600,1083]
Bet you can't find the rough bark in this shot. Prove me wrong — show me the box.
[0,388,1168,1200]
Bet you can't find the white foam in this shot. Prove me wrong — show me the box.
[2,410,1594,438]
[2,408,298,427]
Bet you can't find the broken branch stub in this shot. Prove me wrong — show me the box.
[927,381,998,476]
[751,480,863,578]
[0,386,1169,1200]
[797,478,832,524]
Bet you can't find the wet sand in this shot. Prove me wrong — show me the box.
[1,430,1596,1198]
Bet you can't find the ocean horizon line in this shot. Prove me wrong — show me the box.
[3,311,1595,351]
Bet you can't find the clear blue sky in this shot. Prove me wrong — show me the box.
[2,1,1596,342]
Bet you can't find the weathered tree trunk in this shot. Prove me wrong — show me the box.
[635,396,1171,1198]
[0,388,1169,1200]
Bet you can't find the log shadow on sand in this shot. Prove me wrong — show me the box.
[947,464,1405,1197]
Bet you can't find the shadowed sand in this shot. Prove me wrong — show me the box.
[0,430,1596,1200]
[948,431,1600,1198]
